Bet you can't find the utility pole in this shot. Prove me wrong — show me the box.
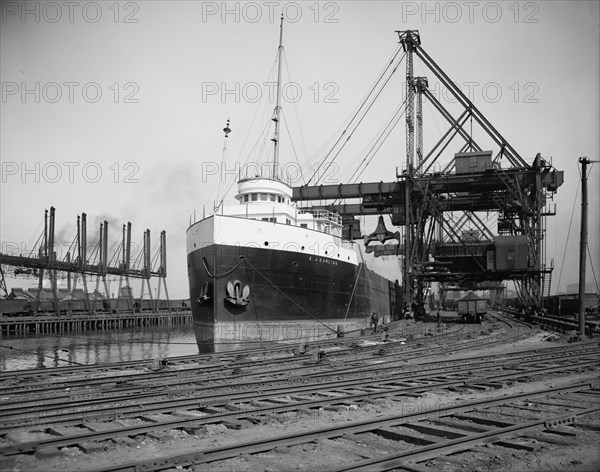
[578,156,591,337]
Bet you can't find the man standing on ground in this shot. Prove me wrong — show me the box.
[371,311,379,333]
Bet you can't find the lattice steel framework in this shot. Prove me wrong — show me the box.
[291,31,563,314]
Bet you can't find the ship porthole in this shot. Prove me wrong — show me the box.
[264,241,269,246]
[325,251,328,255]
[194,243,196,248]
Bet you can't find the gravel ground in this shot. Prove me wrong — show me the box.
[2,321,599,472]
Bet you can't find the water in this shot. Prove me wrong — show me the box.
[0,325,201,371]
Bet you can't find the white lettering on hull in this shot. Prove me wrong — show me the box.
[308,256,338,265]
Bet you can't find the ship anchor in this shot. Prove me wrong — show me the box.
[225,280,251,306]
[195,281,211,306]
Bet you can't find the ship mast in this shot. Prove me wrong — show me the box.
[271,14,284,181]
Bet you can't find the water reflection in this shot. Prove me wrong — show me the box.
[0,325,200,371]
[0,326,289,371]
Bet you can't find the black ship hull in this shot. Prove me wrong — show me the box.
[187,243,402,351]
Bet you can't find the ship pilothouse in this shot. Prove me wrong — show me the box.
[206,170,355,265]
[229,177,344,238]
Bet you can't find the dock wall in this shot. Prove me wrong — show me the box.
[0,311,192,334]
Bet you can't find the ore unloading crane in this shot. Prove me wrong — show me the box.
[0,207,169,315]
[292,31,564,316]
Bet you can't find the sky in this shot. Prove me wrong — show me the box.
[1,0,599,299]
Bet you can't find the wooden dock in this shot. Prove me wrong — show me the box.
[0,311,192,334]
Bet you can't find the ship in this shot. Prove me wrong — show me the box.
[186,18,402,351]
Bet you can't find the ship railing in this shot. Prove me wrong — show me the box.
[297,209,342,225]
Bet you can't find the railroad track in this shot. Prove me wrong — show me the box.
[4,310,577,471]
[1,341,597,462]
[0,317,541,419]
[0,318,446,379]
[1,307,527,383]
[64,380,600,472]
[159,382,597,472]
[0,311,528,397]
[497,307,599,336]
[486,310,534,330]
[1,342,597,429]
